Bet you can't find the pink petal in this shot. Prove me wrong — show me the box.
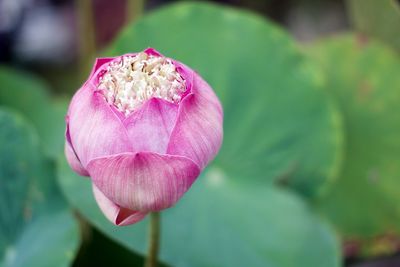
[67,84,133,167]
[123,98,178,154]
[173,61,194,94]
[167,75,223,169]
[88,57,115,80]
[87,152,200,212]
[144,48,163,57]
[65,122,89,176]
[92,185,147,226]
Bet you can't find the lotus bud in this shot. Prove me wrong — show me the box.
[65,48,223,225]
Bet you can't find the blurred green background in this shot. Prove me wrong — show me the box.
[1,0,400,267]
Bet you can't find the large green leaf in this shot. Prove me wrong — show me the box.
[0,66,67,158]
[107,2,343,197]
[347,0,400,53]
[35,98,69,159]
[308,35,400,240]
[0,108,79,267]
[58,158,340,267]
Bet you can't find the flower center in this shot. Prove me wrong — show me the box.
[97,52,186,115]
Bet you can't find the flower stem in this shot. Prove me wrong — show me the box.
[144,212,160,267]
[75,0,96,79]
[126,0,146,23]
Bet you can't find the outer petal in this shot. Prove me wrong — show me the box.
[88,57,115,79]
[144,48,163,57]
[123,98,178,154]
[65,142,89,176]
[67,84,133,167]
[92,185,147,226]
[87,152,201,212]
[65,122,89,176]
[167,75,223,169]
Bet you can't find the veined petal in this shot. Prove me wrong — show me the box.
[65,123,89,176]
[167,75,223,169]
[88,152,200,212]
[92,185,147,226]
[67,85,133,167]
[123,98,178,154]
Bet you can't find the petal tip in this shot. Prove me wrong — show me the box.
[144,48,163,57]
[92,185,147,226]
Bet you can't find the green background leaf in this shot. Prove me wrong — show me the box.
[58,158,340,267]
[0,108,79,267]
[0,67,67,158]
[347,0,400,53]
[58,2,343,267]
[308,35,400,239]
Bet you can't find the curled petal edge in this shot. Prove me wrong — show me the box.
[92,185,147,226]
[65,122,89,176]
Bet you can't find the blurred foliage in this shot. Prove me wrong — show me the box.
[308,35,400,257]
[347,0,400,53]
[0,108,79,267]
[58,158,340,267]
[0,67,68,158]
[72,226,160,267]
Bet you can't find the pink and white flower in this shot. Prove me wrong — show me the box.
[65,48,223,226]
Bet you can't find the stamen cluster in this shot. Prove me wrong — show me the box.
[98,52,186,115]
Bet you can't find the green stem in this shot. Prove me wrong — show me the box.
[144,212,160,267]
[76,0,96,78]
[392,0,400,14]
[126,0,145,23]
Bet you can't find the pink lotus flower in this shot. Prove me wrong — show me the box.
[65,48,223,226]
